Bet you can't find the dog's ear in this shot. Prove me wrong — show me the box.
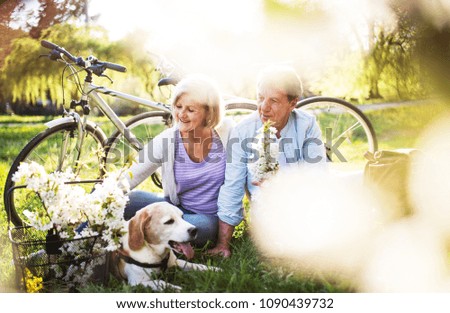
[128,209,152,251]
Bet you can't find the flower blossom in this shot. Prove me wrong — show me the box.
[248,121,280,183]
[12,161,130,285]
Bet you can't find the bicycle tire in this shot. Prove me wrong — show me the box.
[104,111,172,190]
[225,101,257,111]
[224,99,257,125]
[297,96,378,169]
[4,122,107,226]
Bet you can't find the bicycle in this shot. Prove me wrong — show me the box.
[4,40,377,227]
[227,96,378,164]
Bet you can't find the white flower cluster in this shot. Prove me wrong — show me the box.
[248,121,280,183]
[12,161,130,284]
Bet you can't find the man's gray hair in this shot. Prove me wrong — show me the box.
[257,65,303,102]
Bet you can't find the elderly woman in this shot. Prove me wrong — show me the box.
[123,75,233,254]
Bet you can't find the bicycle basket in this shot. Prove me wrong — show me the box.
[364,148,420,219]
[9,225,110,292]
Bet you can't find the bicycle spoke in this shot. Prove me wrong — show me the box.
[334,121,362,142]
[297,97,377,171]
[104,112,169,192]
[5,123,105,226]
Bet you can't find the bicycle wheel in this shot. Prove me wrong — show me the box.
[104,111,172,191]
[4,122,107,226]
[224,98,257,124]
[297,96,378,170]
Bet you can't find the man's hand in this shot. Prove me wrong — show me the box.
[207,243,231,258]
[207,220,235,258]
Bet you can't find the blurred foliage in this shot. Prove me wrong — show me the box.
[0,0,88,69]
[263,0,322,19]
[2,0,88,38]
[262,0,450,103]
[0,0,169,114]
[404,0,450,101]
[3,0,450,110]
[309,2,428,103]
[0,23,166,114]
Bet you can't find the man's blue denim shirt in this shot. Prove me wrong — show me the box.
[217,109,326,226]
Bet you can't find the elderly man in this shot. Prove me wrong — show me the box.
[208,65,326,257]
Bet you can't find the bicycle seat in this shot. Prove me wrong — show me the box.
[157,77,180,87]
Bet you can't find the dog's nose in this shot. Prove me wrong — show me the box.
[188,227,197,239]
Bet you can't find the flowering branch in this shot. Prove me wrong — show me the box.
[12,161,131,286]
[249,120,280,183]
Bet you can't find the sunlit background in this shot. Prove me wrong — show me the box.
[2,0,441,98]
[87,0,401,96]
[3,0,450,100]
[1,0,450,292]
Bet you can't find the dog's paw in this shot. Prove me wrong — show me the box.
[141,279,182,292]
[165,283,182,292]
[176,259,222,272]
[196,264,222,272]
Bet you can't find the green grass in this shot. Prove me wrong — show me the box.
[0,115,52,124]
[82,235,349,293]
[0,102,449,293]
[0,125,46,163]
[0,114,126,125]
[365,100,450,150]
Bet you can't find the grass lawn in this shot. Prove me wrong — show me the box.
[0,101,449,293]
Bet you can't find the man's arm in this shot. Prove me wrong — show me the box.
[207,220,234,257]
[208,126,249,257]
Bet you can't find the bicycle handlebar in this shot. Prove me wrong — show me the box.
[41,40,127,74]
[41,40,60,51]
[102,61,127,73]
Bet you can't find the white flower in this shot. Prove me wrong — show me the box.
[13,161,129,286]
[249,121,280,183]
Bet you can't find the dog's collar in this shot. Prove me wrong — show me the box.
[118,251,170,271]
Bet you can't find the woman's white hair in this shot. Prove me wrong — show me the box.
[171,74,223,128]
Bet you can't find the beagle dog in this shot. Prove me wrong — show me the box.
[111,202,219,291]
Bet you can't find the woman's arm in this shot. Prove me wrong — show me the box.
[125,129,170,190]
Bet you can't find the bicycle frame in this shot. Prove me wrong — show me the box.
[87,81,172,146]
[46,77,173,164]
